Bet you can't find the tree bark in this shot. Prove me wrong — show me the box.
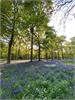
[61,43,64,59]
[51,48,54,60]
[38,41,41,61]
[0,42,3,59]
[45,51,48,60]
[38,33,41,61]
[7,34,14,63]
[57,50,60,59]
[30,26,34,62]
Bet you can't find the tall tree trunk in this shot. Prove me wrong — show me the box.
[45,51,48,60]
[25,44,28,59]
[57,45,60,59]
[16,44,18,60]
[57,50,60,59]
[18,41,21,59]
[30,26,34,62]
[7,34,14,63]
[57,46,60,59]
[38,33,41,61]
[61,43,63,59]
[38,41,41,61]
[51,48,54,60]
[0,42,3,59]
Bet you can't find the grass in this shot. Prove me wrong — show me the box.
[0,60,75,99]
[64,60,75,65]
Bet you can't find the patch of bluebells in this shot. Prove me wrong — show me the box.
[50,60,57,64]
[0,79,3,85]
[3,82,11,89]
[64,75,72,80]
[1,60,75,99]
[44,60,57,65]
[12,86,23,95]
[10,79,17,86]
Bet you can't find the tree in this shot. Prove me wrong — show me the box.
[54,0,75,18]
[20,0,53,61]
[70,37,75,58]
[42,27,56,59]
[1,0,53,62]
[55,35,65,59]
[1,0,19,63]
[7,0,19,63]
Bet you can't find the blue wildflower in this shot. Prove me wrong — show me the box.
[0,79,3,85]
[12,86,23,95]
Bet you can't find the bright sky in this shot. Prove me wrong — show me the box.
[48,6,75,41]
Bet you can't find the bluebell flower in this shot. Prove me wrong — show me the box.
[11,78,17,84]
[12,86,23,95]
[0,79,3,85]
[64,75,71,80]
[4,82,11,89]
[50,60,57,64]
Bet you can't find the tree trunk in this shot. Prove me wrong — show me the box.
[45,51,48,60]
[57,49,60,59]
[38,33,41,61]
[18,41,21,59]
[61,43,63,59]
[51,48,54,60]
[30,26,34,62]
[0,42,3,59]
[7,34,14,63]
[38,41,41,61]
[31,32,33,62]
[57,45,60,59]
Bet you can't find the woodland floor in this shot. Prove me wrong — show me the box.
[0,59,75,99]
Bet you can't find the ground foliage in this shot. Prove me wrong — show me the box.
[0,60,75,99]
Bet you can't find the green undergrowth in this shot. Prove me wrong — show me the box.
[1,62,75,99]
[64,60,75,65]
